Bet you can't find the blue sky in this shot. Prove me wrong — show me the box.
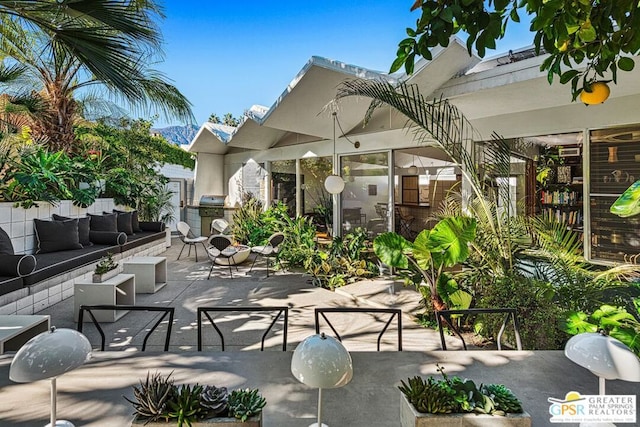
[155,1,533,128]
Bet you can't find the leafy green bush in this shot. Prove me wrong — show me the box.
[305,227,378,290]
[563,298,640,357]
[476,274,568,350]
[231,196,270,246]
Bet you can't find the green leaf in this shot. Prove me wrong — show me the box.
[562,311,598,335]
[510,8,520,23]
[448,289,473,310]
[560,69,579,84]
[390,55,406,73]
[578,26,596,43]
[373,232,411,269]
[618,57,635,71]
[440,7,454,23]
[426,217,477,267]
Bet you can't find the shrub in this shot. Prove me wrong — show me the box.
[476,274,568,350]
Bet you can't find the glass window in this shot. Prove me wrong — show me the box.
[589,125,640,262]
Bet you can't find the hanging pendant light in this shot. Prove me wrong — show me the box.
[325,112,345,194]
[407,154,419,175]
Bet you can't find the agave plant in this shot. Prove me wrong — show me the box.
[124,371,174,423]
[167,384,207,427]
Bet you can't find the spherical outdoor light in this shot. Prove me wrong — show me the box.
[291,333,353,427]
[407,165,419,175]
[10,327,92,427]
[324,175,345,194]
[579,81,610,105]
[565,331,640,395]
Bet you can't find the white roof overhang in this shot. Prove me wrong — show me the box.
[439,54,640,122]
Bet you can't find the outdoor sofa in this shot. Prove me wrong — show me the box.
[0,211,165,297]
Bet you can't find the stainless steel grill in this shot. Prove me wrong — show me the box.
[198,195,225,236]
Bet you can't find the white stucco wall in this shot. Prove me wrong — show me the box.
[193,153,225,204]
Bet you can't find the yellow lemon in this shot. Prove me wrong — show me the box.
[580,81,610,105]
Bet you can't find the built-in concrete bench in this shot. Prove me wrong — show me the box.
[0,200,169,315]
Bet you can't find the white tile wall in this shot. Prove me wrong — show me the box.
[0,198,166,315]
[0,199,115,255]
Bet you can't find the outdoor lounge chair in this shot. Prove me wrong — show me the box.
[210,218,231,235]
[207,235,237,279]
[249,232,285,277]
[176,221,208,262]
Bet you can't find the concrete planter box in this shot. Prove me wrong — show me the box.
[131,414,261,427]
[92,267,119,283]
[400,394,531,427]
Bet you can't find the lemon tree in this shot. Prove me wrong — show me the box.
[394,0,640,100]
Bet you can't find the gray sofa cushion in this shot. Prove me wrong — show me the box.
[34,218,83,254]
[25,245,112,286]
[0,226,14,255]
[89,230,127,246]
[88,212,117,232]
[108,210,134,235]
[52,214,91,246]
[0,254,36,277]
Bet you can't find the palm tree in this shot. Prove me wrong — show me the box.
[0,1,193,152]
[0,0,163,99]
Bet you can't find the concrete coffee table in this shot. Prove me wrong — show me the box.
[0,315,50,354]
[123,256,167,294]
[74,274,136,322]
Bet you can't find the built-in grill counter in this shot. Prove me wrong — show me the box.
[198,195,225,236]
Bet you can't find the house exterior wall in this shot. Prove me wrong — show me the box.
[193,153,225,203]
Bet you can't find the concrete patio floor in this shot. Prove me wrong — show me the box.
[34,239,460,352]
[0,240,637,426]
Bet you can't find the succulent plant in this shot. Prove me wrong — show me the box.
[124,371,174,423]
[199,385,229,417]
[228,388,267,422]
[483,383,523,414]
[400,366,524,416]
[167,384,207,427]
[399,376,455,414]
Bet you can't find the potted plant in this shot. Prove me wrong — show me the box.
[136,182,177,248]
[127,372,266,427]
[92,252,119,283]
[399,365,530,427]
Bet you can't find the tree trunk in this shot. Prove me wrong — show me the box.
[31,82,77,153]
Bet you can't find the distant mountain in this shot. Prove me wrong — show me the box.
[151,124,199,145]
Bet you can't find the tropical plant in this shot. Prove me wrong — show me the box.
[374,216,476,312]
[0,144,102,208]
[231,195,270,246]
[395,1,640,99]
[335,79,640,348]
[399,364,523,415]
[304,228,377,290]
[0,2,193,153]
[136,182,176,225]
[0,0,165,98]
[563,299,640,357]
[276,214,317,268]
